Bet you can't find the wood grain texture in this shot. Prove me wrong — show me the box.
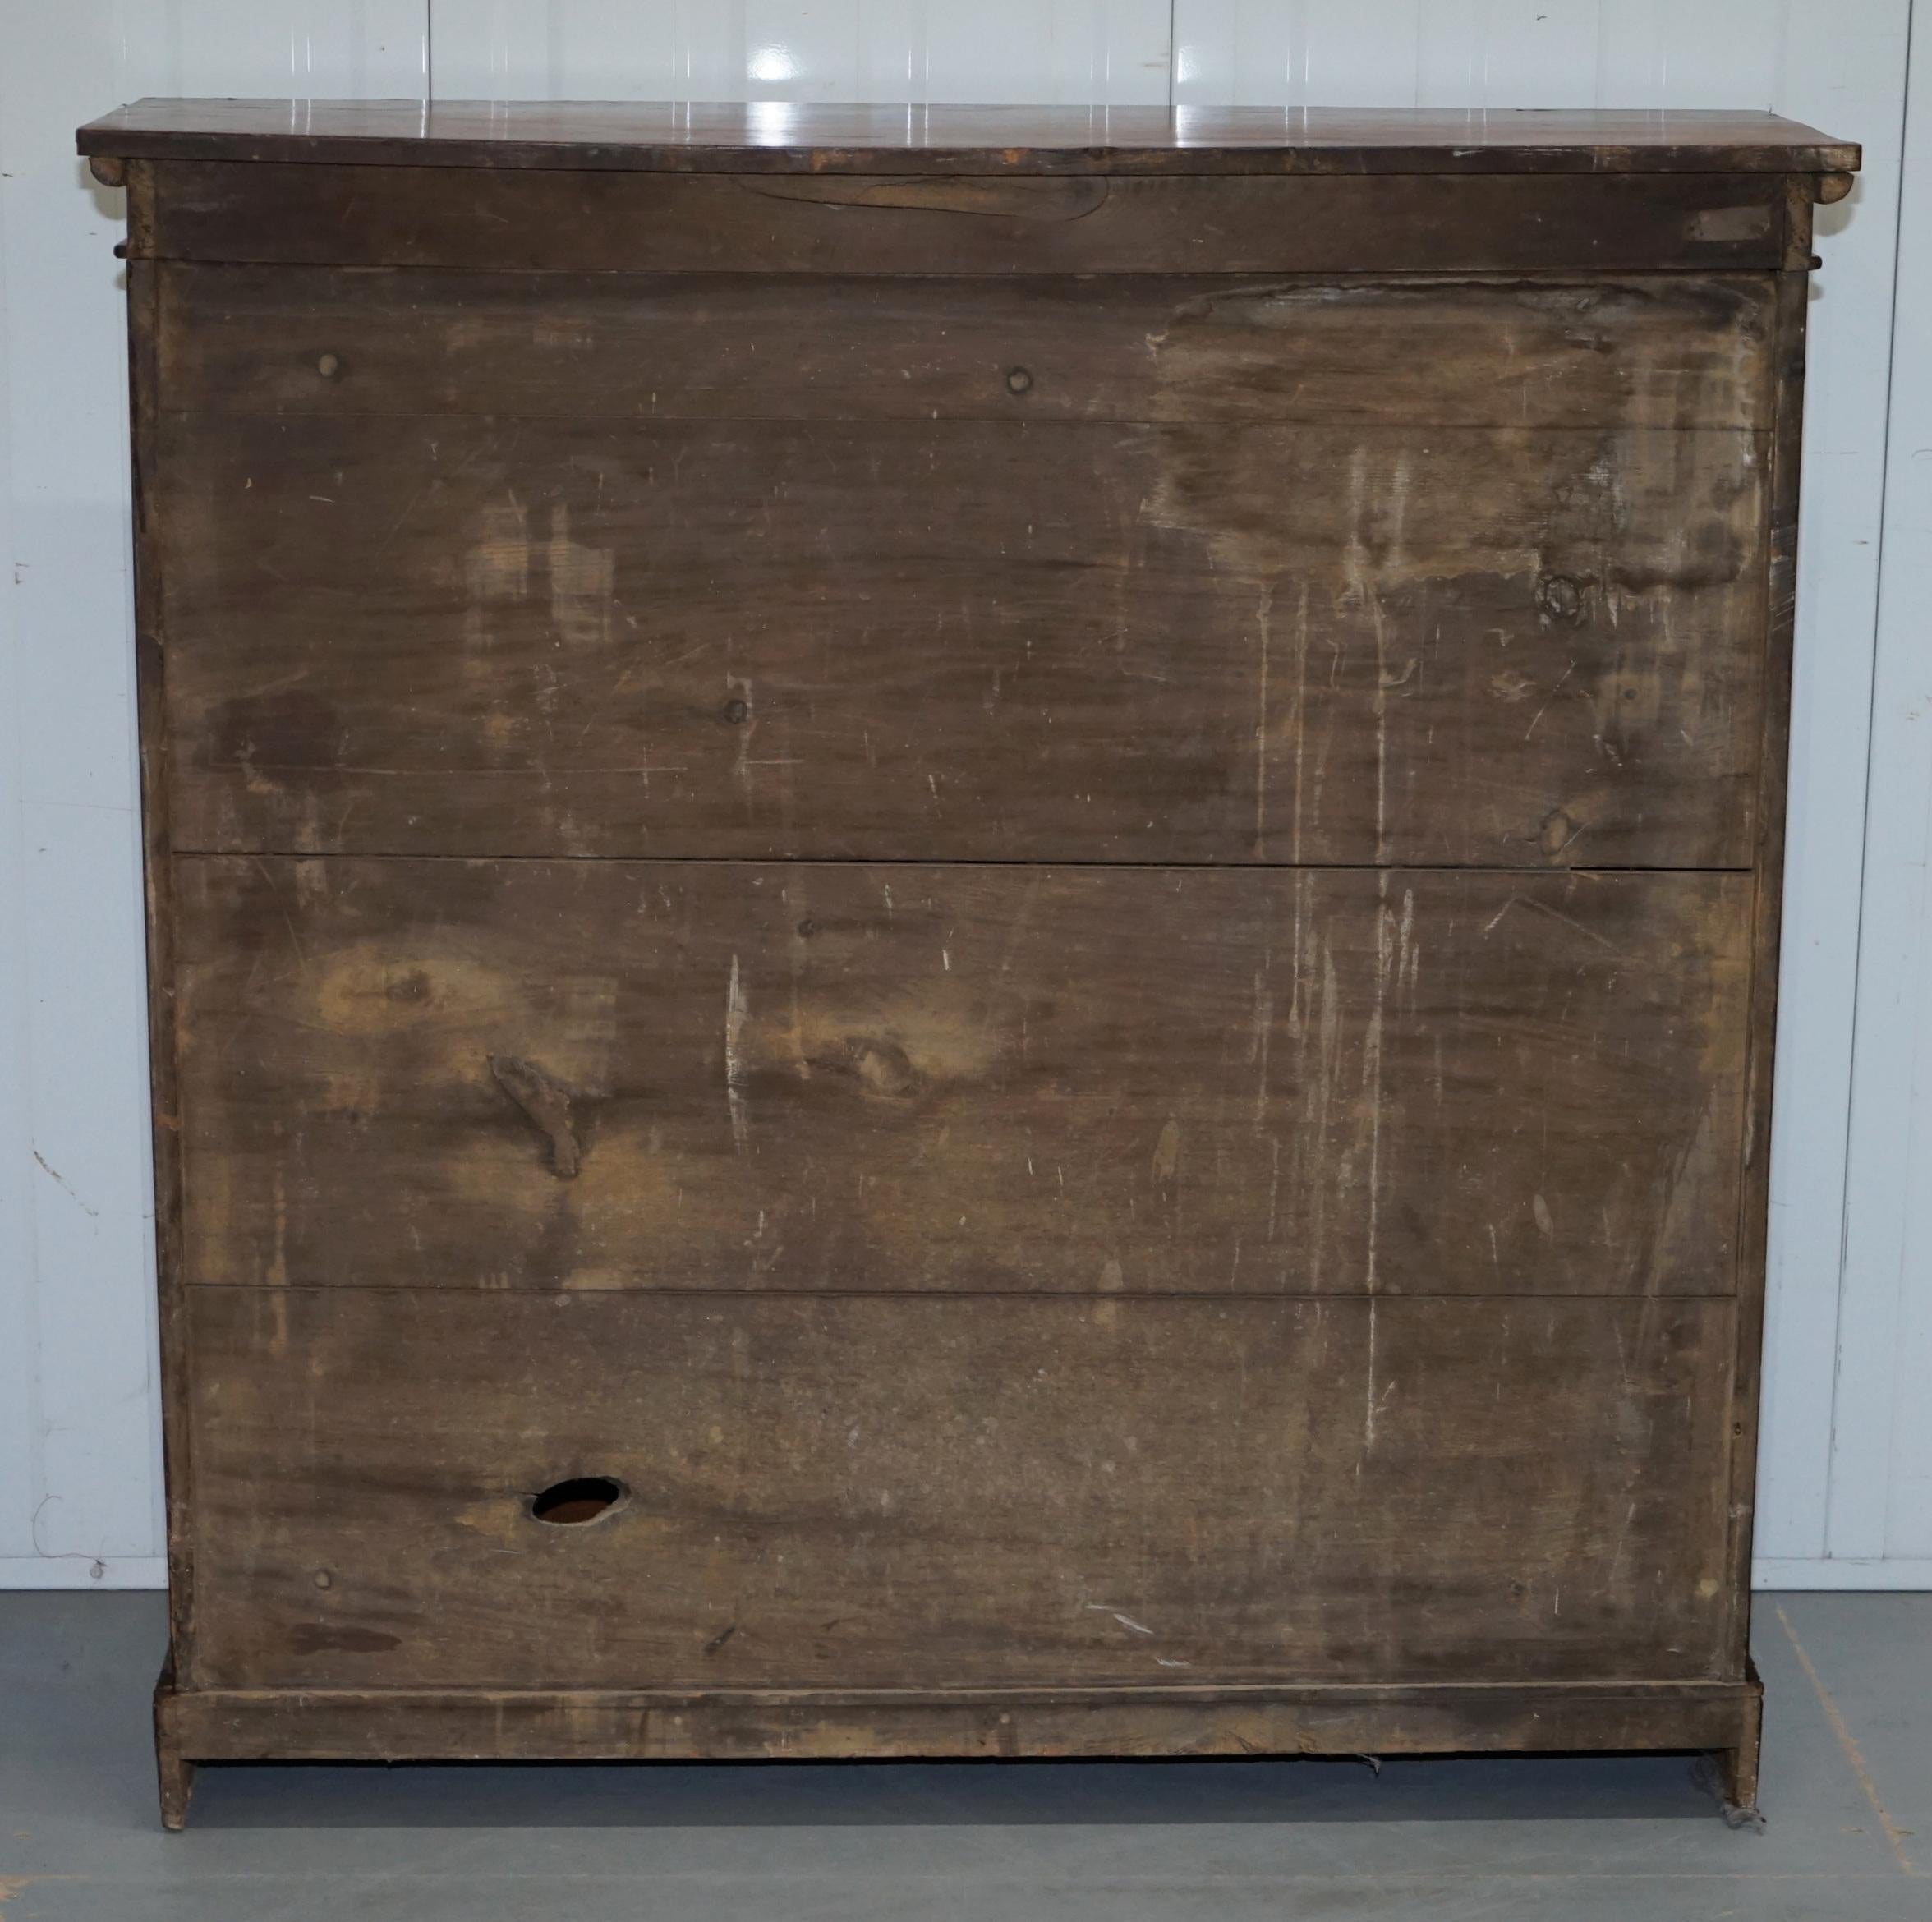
[78,99,1861,177]
[160,266,1776,430]
[93,128,1825,1815]
[1720,1677,1764,1814]
[1723,271,1812,1693]
[180,1286,1736,1690]
[157,1673,1761,1765]
[126,192,200,1661]
[140,162,1794,274]
[174,858,1751,1300]
[157,410,1768,867]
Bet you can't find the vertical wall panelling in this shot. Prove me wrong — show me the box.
[855,2,932,103]
[920,0,1171,102]
[0,1,428,1588]
[3,1,162,1588]
[0,76,37,1566]
[108,0,429,99]
[427,2,734,103]
[743,3,857,100]
[1417,1,1605,108]
[430,1,1172,106]
[1755,0,1915,1576]
[1172,2,1424,108]
[1591,0,1787,112]
[1172,0,1810,116]
[1828,0,1932,1572]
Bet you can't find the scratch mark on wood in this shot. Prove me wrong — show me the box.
[1152,1117,1181,1184]
[1484,894,1623,953]
[1254,582,1273,858]
[1523,660,1578,741]
[724,954,750,1152]
[1083,1603,1155,1635]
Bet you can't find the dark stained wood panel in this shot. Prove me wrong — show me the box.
[142,162,1795,274]
[161,266,1776,431]
[90,116,1845,1818]
[1722,271,1811,1662]
[159,412,1767,867]
[160,1674,1760,1767]
[182,1286,1736,1690]
[175,858,1750,1300]
[81,99,1861,177]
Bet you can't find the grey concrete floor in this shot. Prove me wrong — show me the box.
[0,1592,1925,1920]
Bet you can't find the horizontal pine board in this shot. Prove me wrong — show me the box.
[141,163,1795,274]
[158,413,1767,867]
[160,267,1775,430]
[175,858,1750,1300]
[183,1286,1736,1690]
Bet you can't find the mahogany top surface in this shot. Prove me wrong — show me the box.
[78,99,1859,177]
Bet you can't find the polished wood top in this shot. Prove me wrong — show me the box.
[79,99,1859,177]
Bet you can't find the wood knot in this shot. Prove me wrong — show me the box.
[1534,573,1587,626]
[812,1037,925,1099]
[850,1037,924,1098]
[489,1053,582,1177]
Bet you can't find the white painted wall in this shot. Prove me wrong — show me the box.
[0,0,1924,1589]
[0,2,430,1591]
[1802,0,1932,1591]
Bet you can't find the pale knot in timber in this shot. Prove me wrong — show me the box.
[810,1036,926,1099]
[1534,572,1588,626]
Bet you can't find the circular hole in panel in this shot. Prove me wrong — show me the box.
[531,1475,626,1525]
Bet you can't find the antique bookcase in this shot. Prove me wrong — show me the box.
[76,100,1857,1828]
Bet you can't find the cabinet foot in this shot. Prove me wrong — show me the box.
[1691,1750,1764,1831]
[157,1742,196,1831]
